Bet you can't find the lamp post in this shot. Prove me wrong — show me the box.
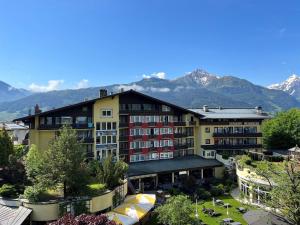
[226,204,229,216]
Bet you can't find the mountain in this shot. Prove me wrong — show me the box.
[268,74,300,101]
[0,69,300,121]
[0,81,31,103]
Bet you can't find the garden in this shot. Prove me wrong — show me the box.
[0,126,128,222]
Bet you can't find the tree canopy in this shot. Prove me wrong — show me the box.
[155,195,195,225]
[48,213,117,225]
[255,160,300,224]
[0,128,14,167]
[262,108,300,149]
[35,126,89,197]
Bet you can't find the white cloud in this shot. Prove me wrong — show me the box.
[142,74,151,79]
[142,72,166,79]
[116,84,145,92]
[149,87,170,92]
[29,80,64,92]
[75,79,89,89]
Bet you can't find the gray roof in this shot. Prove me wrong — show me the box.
[128,155,223,177]
[0,205,32,225]
[243,210,292,225]
[189,108,270,119]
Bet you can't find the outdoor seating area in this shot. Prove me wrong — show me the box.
[202,207,221,217]
[107,194,156,225]
[220,218,242,225]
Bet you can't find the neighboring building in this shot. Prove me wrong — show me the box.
[189,106,270,163]
[14,90,269,190]
[0,122,29,145]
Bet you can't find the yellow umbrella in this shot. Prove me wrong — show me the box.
[113,203,150,220]
[124,194,156,205]
[106,212,138,225]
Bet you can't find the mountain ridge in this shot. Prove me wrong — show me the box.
[1,69,300,121]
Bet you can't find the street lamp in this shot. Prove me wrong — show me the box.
[195,198,199,224]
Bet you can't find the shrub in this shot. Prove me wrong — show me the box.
[169,188,181,196]
[210,185,224,197]
[196,187,211,200]
[23,185,44,202]
[0,184,18,198]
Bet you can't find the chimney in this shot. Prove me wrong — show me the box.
[84,97,89,101]
[203,105,209,112]
[99,89,108,98]
[219,106,223,110]
[255,106,262,115]
[120,88,124,93]
[34,104,42,114]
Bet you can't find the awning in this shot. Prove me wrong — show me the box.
[124,194,156,205]
[0,205,32,225]
[106,212,139,225]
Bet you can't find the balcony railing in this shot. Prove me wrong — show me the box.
[189,121,196,126]
[201,144,263,150]
[86,151,94,158]
[173,121,186,126]
[174,133,187,138]
[174,144,188,150]
[213,132,262,137]
[78,137,94,143]
[39,123,94,130]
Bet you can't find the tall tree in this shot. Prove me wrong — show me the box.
[97,155,128,189]
[0,127,14,167]
[37,126,89,197]
[255,160,300,224]
[155,195,195,225]
[24,144,43,182]
[262,108,300,149]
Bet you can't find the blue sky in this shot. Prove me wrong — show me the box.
[0,0,299,91]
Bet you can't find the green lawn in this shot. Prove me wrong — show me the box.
[196,195,254,225]
[146,195,254,225]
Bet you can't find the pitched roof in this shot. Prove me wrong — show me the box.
[0,205,32,225]
[189,107,270,119]
[13,90,202,121]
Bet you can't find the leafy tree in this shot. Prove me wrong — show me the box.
[48,213,117,225]
[97,155,128,189]
[37,126,89,197]
[13,144,27,159]
[0,128,14,167]
[24,144,43,182]
[262,108,300,149]
[255,160,300,224]
[155,195,195,225]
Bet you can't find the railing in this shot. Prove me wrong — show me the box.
[39,123,94,130]
[174,133,187,138]
[86,151,94,158]
[213,132,262,137]
[173,121,186,126]
[201,144,263,150]
[78,137,94,143]
[174,144,188,150]
[189,121,196,126]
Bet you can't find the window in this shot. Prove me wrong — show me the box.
[61,117,72,125]
[132,104,141,111]
[205,139,211,144]
[76,116,87,124]
[55,117,61,125]
[205,127,210,133]
[46,117,53,125]
[162,105,171,112]
[40,117,45,125]
[101,109,112,117]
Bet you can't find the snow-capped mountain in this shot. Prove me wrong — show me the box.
[268,74,300,100]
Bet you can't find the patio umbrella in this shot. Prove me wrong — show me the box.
[113,202,152,220]
[124,194,156,205]
[106,212,138,225]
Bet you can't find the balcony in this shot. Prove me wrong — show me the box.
[119,122,128,128]
[174,144,188,150]
[86,151,94,158]
[148,122,156,126]
[78,137,94,143]
[119,135,128,142]
[189,121,196,126]
[174,133,187,138]
[38,123,94,130]
[201,144,263,150]
[213,132,262,137]
[132,135,143,140]
[173,121,186,126]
